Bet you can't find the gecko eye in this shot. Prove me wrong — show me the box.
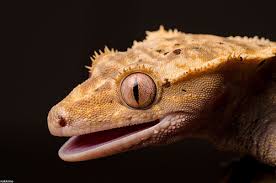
[120,73,156,109]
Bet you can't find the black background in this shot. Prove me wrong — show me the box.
[2,0,276,182]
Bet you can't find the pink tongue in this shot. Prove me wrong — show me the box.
[63,121,159,154]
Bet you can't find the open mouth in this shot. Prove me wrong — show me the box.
[58,119,161,162]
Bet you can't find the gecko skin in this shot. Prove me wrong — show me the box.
[48,26,276,165]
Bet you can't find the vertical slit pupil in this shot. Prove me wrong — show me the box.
[133,78,139,104]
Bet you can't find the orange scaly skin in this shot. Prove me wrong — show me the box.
[48,26,276,164]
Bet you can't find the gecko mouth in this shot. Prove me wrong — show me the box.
[58,119,161,162]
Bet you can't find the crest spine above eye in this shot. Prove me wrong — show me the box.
[115,64,158,85]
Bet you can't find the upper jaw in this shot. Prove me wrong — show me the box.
[47,104,163,137]
[48,115,162,137]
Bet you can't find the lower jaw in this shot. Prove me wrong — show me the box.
[58,112,187,162]
[58,119,161,162]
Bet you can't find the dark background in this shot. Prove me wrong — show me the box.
[2,0,276,182]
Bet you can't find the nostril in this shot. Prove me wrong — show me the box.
[48,106,69,136]
[58,116,67,127]
[48,106,68,129]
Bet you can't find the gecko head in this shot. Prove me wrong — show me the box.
[47,28,244,162]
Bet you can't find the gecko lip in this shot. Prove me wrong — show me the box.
[58,117,168,162]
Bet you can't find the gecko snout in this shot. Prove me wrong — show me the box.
[47,105,69,136]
